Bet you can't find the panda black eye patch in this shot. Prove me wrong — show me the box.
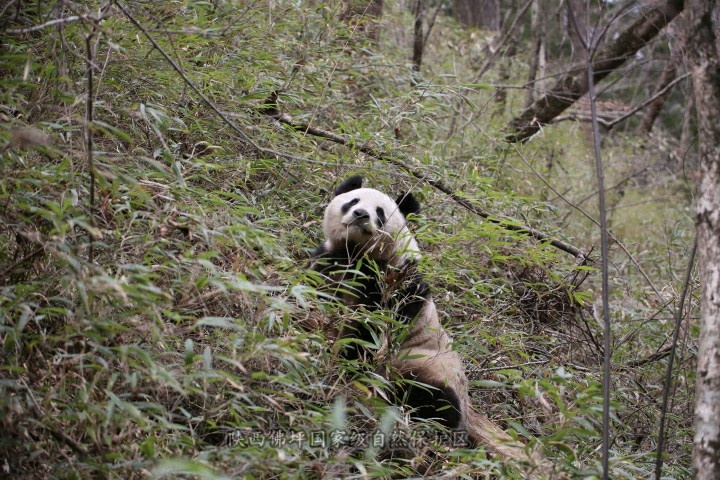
[376,207,386,226]
[341,198,359,214]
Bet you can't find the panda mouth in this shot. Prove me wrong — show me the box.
[346,218,376,236]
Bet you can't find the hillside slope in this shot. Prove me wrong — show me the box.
[1,2,695,478]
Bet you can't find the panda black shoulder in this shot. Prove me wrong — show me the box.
[334,175,363,196]
[396,192,421,218]
[310,242,329,260]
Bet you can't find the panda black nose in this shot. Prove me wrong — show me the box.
[353,208,369,219]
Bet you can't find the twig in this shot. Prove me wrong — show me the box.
[79,2,112,265]
[5,15,85,34]
[271,110,588,259]
[613,72,687,127]
[479,359,549,373]
[624,344,673,368]
[604,73,690,129]
[578,308,603,354]
[655,239,696,480]
[552,114,612,128]
[571,167,649,209]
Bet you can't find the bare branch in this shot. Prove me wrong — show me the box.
[550,73,688,129]
[85,29,96,264]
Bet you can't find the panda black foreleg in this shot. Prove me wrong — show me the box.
[397,379,462,429]
[338,319,378,362]
[390,264,431,324]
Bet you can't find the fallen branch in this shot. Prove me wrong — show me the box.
[506,0,684,143]
[268,106,588,260]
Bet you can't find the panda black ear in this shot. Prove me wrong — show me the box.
[396,192,421,218]
[334,175,363,196]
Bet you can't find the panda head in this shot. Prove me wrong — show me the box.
[322,175,422,263]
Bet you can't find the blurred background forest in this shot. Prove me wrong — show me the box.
[0,0,704,478]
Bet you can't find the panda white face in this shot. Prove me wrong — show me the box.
[321,176,421,263]
[325,188,405,245]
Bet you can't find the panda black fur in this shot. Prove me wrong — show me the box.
[311,175,472,434]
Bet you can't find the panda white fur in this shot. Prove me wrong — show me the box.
[311,175,473,436]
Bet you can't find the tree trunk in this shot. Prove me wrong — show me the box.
[689,0,720,477]
[637,58,678,135]
[341,0,384,41]
[677,84,695,163]
[454,0,500,31]
[412,0,425,73]
[566,0,588,62]
[506,0,684,143]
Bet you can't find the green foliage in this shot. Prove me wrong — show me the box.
[0,1,695,478]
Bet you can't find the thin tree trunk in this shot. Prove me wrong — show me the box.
[637,58,678,135]
[525,0,546,108]
[677,84,694,162]
[454,0,500,31]
[412,0,425,74]
[506,0,684,143]
[565,0,594,147]
[689,0,720,476]
[494,41,516,113]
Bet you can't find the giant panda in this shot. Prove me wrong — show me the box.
[311,175,473,437]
